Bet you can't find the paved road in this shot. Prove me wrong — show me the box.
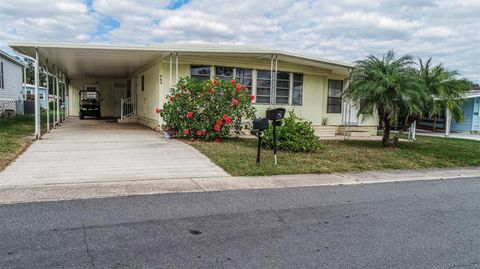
[0,118,227,186]
[1,178,479,269]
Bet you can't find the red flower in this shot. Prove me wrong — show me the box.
[155,107,161,113]
[225,118,231,124]
[186,112,193,118]
[169,96,173,101]
[213,80,218,85]
[250,95,255,101]
[217,119,223,125]
[214,125,220,132]
[183,129,189,136]
[175,93,181,98]
[196,130,203,136]
[209,87,213,93]
[214,137,220,143]
[236,83,242,91]
[232,99,238,106]
[245,87,249,92]
[222,114,229,120]
[230,80,235,85]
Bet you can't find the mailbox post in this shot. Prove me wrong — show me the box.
[251,118,269,165]
[266,108,286,165]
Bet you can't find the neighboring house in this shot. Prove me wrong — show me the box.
[451,88,480,132]
[9,42,378,135]
[0,50,24,115]
[23,84,53,109]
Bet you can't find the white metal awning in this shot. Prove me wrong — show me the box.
[9,42,354,79]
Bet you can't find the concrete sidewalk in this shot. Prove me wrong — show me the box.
[0,167,479,204]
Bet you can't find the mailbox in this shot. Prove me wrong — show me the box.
[266,108,286,166]
[266,108,286,121]
[252,118,269,132]
[250,118,269,165]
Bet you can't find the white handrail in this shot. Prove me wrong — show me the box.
[120,96,135,120]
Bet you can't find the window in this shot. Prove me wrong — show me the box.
[292,73,303,105]
[327,79,343,113]
[215,66,234,81]
[0,62,3,89]
[39,93,44,100]
[256,70,292,104]
[191,65,211,81]
[275,72,290,104]
[235,68,253,88]
[141,75,144,91]
[256,70,272,104]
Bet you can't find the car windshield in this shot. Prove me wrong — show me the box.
[80,91,99,100]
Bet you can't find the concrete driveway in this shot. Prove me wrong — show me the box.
[0,118,228,186]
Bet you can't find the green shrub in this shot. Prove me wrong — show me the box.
[160,77,256,141]
[263,110,321,152]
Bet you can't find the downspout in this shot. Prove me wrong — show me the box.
[175,52,179,85]
[169,52,173,88]
[274,54,278,108]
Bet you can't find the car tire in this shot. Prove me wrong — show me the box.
[80,112,84,120]
[96,113,101,119]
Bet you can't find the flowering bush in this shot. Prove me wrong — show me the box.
[160,77,256,141]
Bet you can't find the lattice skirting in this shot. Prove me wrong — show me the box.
[0,100,17,114]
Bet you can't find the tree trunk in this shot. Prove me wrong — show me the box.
[382,116,395,147]
[432,116,437,132]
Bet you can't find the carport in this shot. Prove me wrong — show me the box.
[10,42,177,139]
[5,42,229,184]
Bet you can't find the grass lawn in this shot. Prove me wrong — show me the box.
[191,136,480,176]
[0,111,63,171]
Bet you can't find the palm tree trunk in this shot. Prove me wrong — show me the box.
[432,116,437,132]
[382,116,395,147]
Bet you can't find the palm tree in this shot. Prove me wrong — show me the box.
[418,58,471,131]
[344,50,425,147]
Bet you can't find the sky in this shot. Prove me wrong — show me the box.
[0,0,479,82]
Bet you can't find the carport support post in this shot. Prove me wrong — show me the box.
[56,69,60,124]
[45,67,50,132]
[34,48,40,140]
[65,75,69,119]
[61,73,66,121]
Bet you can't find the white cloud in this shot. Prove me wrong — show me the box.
[0,0,478,82]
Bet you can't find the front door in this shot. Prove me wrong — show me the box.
[113,80,127,118]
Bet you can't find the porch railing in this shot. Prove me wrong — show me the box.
[120,97,135,120]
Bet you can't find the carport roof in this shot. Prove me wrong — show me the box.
[9,41,354,79]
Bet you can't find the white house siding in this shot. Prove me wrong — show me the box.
[0,53,23,113]
[65,54,378,134]
[155,56,378,131]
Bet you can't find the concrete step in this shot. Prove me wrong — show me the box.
[314,126,337,137]
[118,115,138,123]
[345,130,372,137]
